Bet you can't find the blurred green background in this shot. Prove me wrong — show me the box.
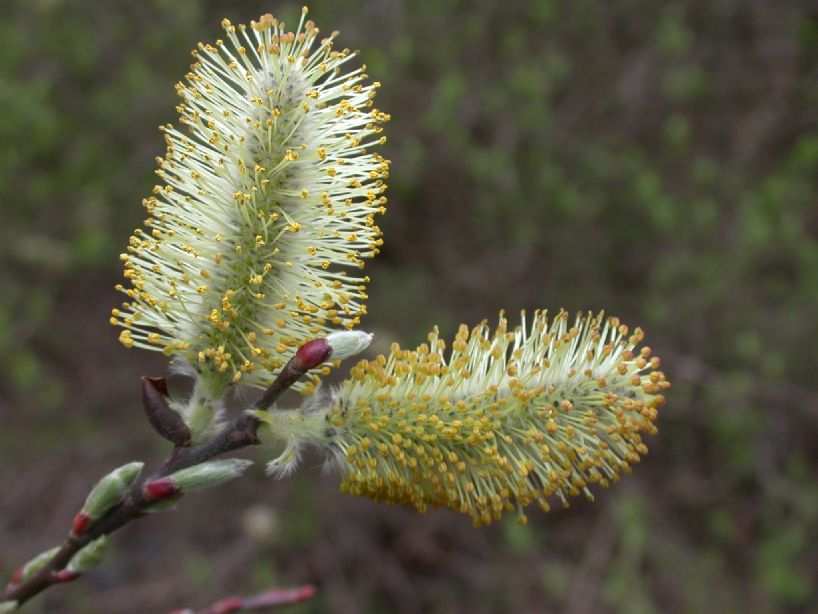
[1,0,817,612]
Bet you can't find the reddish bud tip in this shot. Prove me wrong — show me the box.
[143,477,181,502]
[72,511,91,536]
[10,566,25,585]
[295,585,317,601]
[55,570,81,583]
[295,338,332,370]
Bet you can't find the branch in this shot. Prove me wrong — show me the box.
[170,585,316,614]
[2,344,322,609]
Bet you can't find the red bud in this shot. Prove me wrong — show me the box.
[254,340,333,410]
[72,511,91,536]
[143,477,181,502]
[292,585,317,601]
[295,338,332,370]
[55,570,80,583]
[9,565,24,585]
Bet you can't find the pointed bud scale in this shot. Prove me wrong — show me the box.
[326,331,373,361]
[168,459,253,492]
[143,477,181,502]
[80,462,144,526]
[295,338,332,370]
[141,376,192,446]
[67,537,107,574]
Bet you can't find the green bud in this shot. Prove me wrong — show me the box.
[143,492,184,513]
[67,537,107,573]
[83,462,144,520]
[168,459,253,491]
[16,547,59,583]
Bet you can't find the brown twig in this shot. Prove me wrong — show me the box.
[2,345,322,608]
[170,584,317,614]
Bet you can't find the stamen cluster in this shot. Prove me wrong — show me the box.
[265,310,667,526]
[111,9,390,393]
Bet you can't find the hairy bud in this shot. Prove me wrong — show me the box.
[9,547,59,585]
[326,331,374,361]
[168,459,254,491]
[74,462,144,534]
[143,477,181,503]
[143,459,253,507]
[67,537,107,574]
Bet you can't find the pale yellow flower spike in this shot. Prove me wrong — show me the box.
[111,10,390,396]
[259,310,668,526]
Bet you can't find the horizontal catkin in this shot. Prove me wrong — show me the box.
[260,309,668,526]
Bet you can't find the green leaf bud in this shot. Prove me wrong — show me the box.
[168,459,253,491]
[81,462,144,522]
[67,537,107,574]
[11,547,59,585]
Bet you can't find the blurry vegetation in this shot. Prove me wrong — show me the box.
[1,0,817,612]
